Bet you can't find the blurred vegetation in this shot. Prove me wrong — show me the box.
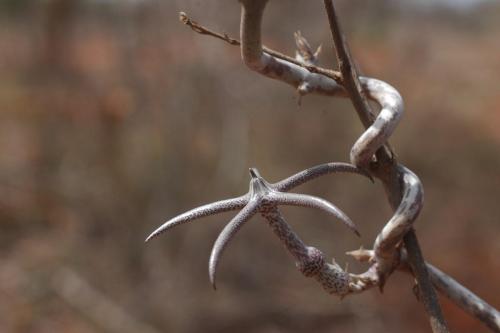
[0,0,498,332]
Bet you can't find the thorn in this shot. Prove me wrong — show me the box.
[355,166,374,183]
[346,247,372,262]
[249,168,258,178]
[362,169,375,183]
[343,216,360,237]
[179,12,188,24]
[314,44,322,59]
[294,31,320,65]
[144,234,154,243]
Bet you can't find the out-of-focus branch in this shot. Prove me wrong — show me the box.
[52,268,161,333]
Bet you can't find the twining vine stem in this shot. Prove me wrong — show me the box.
[146,1,500,332]
[322,1,448,332]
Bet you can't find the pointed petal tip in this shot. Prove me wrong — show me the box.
[314,44,322,57]
[209,268,217,290]
[331,210,360,237]
[344,219,361,238]
[349,223,360,237]
[249,168,259,178]
[338,214,359,237]
[355,167,374,183]
[144,233,156,243]
[345,222,360,237]
[208,255,217,291]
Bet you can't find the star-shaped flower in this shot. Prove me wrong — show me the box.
[146,162,371,288]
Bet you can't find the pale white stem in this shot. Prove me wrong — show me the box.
[373,166,423,281]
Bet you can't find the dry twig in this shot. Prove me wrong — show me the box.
[179,11,342,83]
[52,268,161,333]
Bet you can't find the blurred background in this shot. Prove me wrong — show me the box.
[0,0,499,332]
